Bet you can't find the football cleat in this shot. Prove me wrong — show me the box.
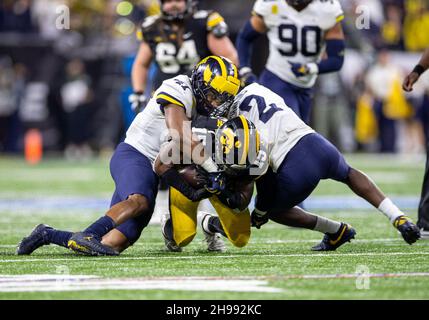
[67,232,119,256]
[420,228,429,240]
[201,213,226,252]
[16,224,52,255]
[160,212,182,252]
[393,215,421,244]
[312,223,356,251]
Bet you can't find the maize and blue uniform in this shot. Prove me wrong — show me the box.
[235,83,350,212]
[251,0,344,123]
[109,75,196,244]
[109,142,159,244]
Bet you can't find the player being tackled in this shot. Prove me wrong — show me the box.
[156,114,267,253]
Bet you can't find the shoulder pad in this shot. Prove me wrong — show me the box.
[138,15,162,42]
[193,10,210,19]
[155,76,194,117]
[207,11,228,37]
[141,14,161,31]
[316,0,344,29]
[252,0,279,17]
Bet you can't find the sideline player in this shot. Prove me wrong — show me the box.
[230,82,421,250]
[129,0,238,113]
[236,0,345,123]
[16,56,241,256]
[403,47,429,239]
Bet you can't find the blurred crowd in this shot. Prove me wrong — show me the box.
[1,0,429,160]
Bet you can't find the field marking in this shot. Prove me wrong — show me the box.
[1,251,429,264]
[0,195,420,211]
[0,275,281,293]
[0,238,422,249]
[1,272,429,293]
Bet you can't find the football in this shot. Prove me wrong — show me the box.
[177,164,206,189]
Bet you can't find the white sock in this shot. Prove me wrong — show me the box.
[378,198,403,223]
[314,216,342,234]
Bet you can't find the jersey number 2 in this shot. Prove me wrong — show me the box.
[278,25,321,57]
[239,95,282,124]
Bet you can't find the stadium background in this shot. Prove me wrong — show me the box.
[1,0,429,158]
[1,0,429,300]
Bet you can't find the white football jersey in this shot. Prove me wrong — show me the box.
[125,75,195,164]
[253,0,344,88]
[235,83,314,171]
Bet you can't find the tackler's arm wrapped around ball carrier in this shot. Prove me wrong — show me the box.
[154,114,266,212]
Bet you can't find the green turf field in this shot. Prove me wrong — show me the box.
[0,154,428,300]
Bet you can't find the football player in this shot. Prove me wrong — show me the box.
[403,47,429,239]
[155,115,266,252]
[236,0,345,123]
[129,0,238,113]
[16,56,241,256]
[229,81,421,250]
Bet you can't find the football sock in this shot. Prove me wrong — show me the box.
[313,216,342,234]
[84,216,116,239]
[162,217,174,241]
[206,216,227,237]
[45,229,73,248]
[378,198,403,223]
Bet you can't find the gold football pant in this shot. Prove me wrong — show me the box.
[168,187,251,248]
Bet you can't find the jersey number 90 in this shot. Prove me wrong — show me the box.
[278,24,322,57]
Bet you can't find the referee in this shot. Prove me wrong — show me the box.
[403,48,429,239]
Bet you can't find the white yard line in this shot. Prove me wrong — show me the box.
[1,251,429,263]
[0,275,282,293]
[1,272,429,293]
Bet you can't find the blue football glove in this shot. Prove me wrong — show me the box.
[251,208,269,229]
[289,62,319,78]
[204,172,227,194]
[239,67,258,87]
[289,62,311,77]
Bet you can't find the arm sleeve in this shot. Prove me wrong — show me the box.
[316,39,345,74]
[236,20,263,68]
[155,77,194,116]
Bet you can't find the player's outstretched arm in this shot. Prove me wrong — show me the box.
[236,15,266,84]
[403,47,429,92]
[129,42,153,112]
[164,103,219,175]
[154,146,210,202]
[131,42,152,93]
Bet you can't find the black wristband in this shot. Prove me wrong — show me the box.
[413,65,426,76]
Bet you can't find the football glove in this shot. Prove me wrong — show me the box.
[204,171,227,194]
[239,66,258,87]
[216,188,243,211]
[129,92,148,114]
[251,208,269,229]
[289,62,318,77]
